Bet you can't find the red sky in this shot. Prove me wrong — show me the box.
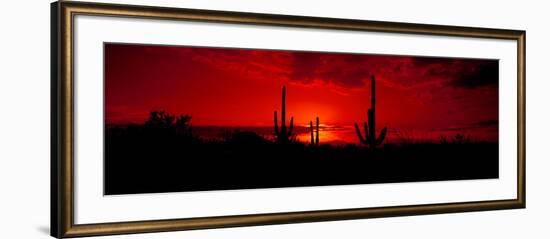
[105,43,498,142]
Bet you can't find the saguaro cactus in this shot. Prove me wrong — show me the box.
[355,76,387,147]
[310,116,320,146]
[274,86,294,143]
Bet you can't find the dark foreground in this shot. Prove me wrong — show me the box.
[105,126,498,195]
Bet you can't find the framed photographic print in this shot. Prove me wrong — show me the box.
[51,1,526,238]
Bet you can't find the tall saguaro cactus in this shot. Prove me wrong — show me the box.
[355,76,387,147]
[310,116,319,146]
[274,86,294,143]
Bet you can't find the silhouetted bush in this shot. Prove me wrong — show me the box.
[104,110,498,195]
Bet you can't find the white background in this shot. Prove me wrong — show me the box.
[0,0,547,238]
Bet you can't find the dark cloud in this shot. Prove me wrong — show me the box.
[289,52,371,88]
[451,61,499,88]
[411,57,455,67]
[289,52,320,84]
[441,119,498,131]
[475,119,498,127]
[288,53,499,90]
[411,57,499,89]
[175,45,499,90]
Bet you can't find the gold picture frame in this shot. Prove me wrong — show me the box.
[51,1,526,238]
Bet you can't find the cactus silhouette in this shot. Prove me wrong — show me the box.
[310,117,320,146]
[355,76,387,147]
[274,86,294,143]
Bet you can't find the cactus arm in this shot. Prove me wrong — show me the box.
[375,127,387,146]
[315,117,320,145]
[354,123,366,144]
[274,111,279,136]
[287,116,294,137]
[371,75,376,112]
[281,86,286,136]
[363,122,369,143]
[368,109,375,144]
[310,120,314,145]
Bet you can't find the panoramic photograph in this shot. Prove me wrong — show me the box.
[104,43,499,195]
